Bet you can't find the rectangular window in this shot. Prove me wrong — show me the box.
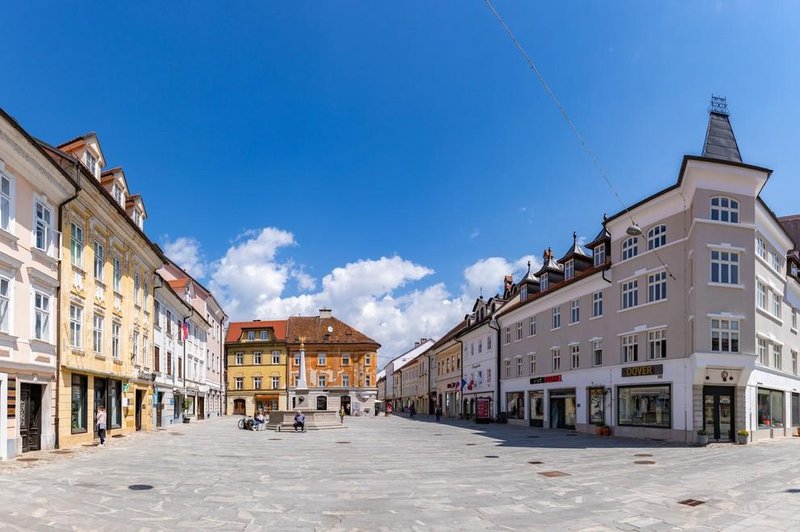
[504,327,511,344]
[506,392,525,420]
[771,291,782,319]
[570,300,580,324]
[318,353,327,366]
[154,345,161,372]
[167,351,173,375]
[69,304,83,348]
[134,273,140,305]
[365,354,371,365]
[0,175,10,231]
[552,349,561,371]
[516,357,522,376]
[711,319,739,353]
[294,353,300,366]
[132,331,139,365]
[622,334,638,363]
[529,353,536,374]
[648,329,666,359]
[710,250,739,284]
[92,314,103,353]
[621,237,638,260]
[70,222,83,266]
[177,357,183,378]
[235,377,243,390]
[621,280,638,309]
[365,374,372,386]
[618,384,671,428]
[253,377,262,389]
[516,322,523,341]
[773,344,783,370]
[342,353,350,366]
[504,359,511,378]
[318,375,326,386]
[528,316,536,336]
[93,242,104,280]
[113,257,122,292]
[235,352,243,365]
[253,352,262,364]
[757,281,767,310]
[247,331,255,341]
[540,273,549,292]
[592,291,603,318]
[166,310,172,335]
[34,200,52,251]
[570,345,579,368]
[648,271,667,302]
[477,340,482,354]
[793,309,798,330]
[0,277,9,333]
[111,322,120,359]
[792,350,798,375]
[594,243,606,267]
[71,374,88,433]
[758,338,768,365]
[272,376,281,389]
[487,335,492,350]
[552,307,561,329]
[592,340,603,366]
[711,196,739,223]
[756,237,767,260]
[272,351,281,364]
[564,259,574,280]
[757,388,784,428]
[771,251,782,272]
[260,330,268,340]
[33,291,50,341]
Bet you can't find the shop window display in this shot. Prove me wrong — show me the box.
[506,392,525,420]
[617,384,671,428]
[757,388,784,428]
[529,390,544,426]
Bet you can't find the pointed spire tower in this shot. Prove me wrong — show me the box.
[702,95,742,163]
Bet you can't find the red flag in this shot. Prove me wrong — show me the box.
[182,320,189,341]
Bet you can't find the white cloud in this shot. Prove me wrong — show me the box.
[469,229,480,239]
[162,236,207,279]
[188,227,545,368]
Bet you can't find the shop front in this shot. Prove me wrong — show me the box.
[587,387,607,427]
[548,389,577,429]
[617,383,671,430]
[528,390,544,427]
[255,394,280,413]
[703,386,734,442]
[505,391,525,425]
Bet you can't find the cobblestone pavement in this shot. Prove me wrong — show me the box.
[1,414,800,531]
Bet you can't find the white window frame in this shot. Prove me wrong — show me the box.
[318,353,327,366]
[570,345,579,368]
[757,280,767,310]
[260,330,268,341]
[0,171,14,233]
[773,343,782,370]
[647,329,666,359]
[621,334,638,363]
[757,337,768,366]
[93,314,103,353]
[592,340,603,366]
[709,250,739,285]
[112,322,121,360]
[134,272,140,306]
[33,289,52,342]
[272,351,281,364]
[113,257,122,293]
[235,352,244,365]
[756,238,767,260]
[94,242,104,280]
[648,271,667,303]
[529,353,536,374]
[771,291,782,319]
[621,237,638,261]
[710,196,739,223]
[570,299,580,324]
[711,319,739,353]
[272,376,280,389]
[564,259,574,280]
[647,225,666,250]
[70,222,83,267]
[253,351,262,364]
[133,331,140,365]
[540,273,549,292]
[318,374,326,387]
[552,307,561,329]
[792,350,798,375]
[552,348,561,371]
[593,243,606,267]
[621,280,638,309]
[0,275,11,334]
[69,304,83,349]
[592,291,603,318]
[33,198,53,253]
[235,377,243,390]
[528,316,536,336]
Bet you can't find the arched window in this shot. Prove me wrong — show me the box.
[621,237,638,261]
[711,196,739,223]
[647,225,667,250]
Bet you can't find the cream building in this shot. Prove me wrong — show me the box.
[0,109,77,459]
[42,133,165,448]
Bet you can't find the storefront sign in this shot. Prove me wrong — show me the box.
[529,374,562,385]
[476,397,491,421]
[621,364,663,378]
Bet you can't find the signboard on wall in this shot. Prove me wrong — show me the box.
[621,364,664,378]
[529,375,562,385]
[7,377,16,419]
[476,397,491,422]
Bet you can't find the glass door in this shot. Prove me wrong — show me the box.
[703,386,734,441]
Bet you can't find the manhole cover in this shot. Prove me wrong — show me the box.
[128,484,153,491]
[112,434,125,438]
[528,461,544,465]
[484,455,499,459]
[336,441,351,444]
[678,499,705,507]
[16,457,39,462]
[634,453,653,457]
[634,460,656,465]
[539,471,569,478]
[52,450,74,454]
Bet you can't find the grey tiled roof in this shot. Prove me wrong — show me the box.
[702,112,742,163]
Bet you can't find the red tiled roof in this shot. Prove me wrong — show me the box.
[286,316,380,347]
[168,279,190,291]
[226,320,287,343]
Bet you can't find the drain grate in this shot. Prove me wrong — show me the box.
[634,453,653,457]
[52,450,73,454]
[336,441,351,444]
[484,455,499,459]
[128,484,153,491]
[16,457,39,462]
[269,438,282,441]
[466,443,477,446]
[539,471,569,478]
[528,461,544,465]
[634,460,656,465]
[678,499,705,507]
[433,434,443,436]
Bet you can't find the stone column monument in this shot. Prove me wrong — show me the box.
[295,336,309,408]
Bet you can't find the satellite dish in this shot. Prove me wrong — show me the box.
[327,325,333,333]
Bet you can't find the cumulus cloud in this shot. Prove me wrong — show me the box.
[162,236,208,279]
[171,227,547,368]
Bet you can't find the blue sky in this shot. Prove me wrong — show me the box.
[3,2,800,362]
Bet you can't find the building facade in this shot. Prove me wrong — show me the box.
[497,105,800,443]
[44,134,165,449]
[226,320,288,416]
[382,338,435,413]
[431,321,468,419]
[287,309,379,415]
[0,110,77,459]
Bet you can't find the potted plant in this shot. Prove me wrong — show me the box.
[601,424,612,436]
[736,429,749,445]
[595,422,604,435]
[182,399,192,423]
[696,429,708,446]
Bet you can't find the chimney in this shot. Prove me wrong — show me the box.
[504,275,513,291]
[319,308,332,319]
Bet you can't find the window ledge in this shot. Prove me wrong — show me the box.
[0,227,18,244]
[590,315,603,321]
[568,321,580,327]
[113,358,123,365]
[94,354,106,361]
[71,348,86,355]
[31,247,58,267]
[756,307,783,326]
[707,282,745,289]
[0,331,18,342]
[30,338,54,349]
[617,299,665,314]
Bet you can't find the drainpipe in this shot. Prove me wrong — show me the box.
[488,318,501,420]
[454,337,465,419]
[55,161,81,449]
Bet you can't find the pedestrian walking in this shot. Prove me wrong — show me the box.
[409,403,416,418]
[339,407,345,424]
[435,406,442,422]
[96,405,107,447]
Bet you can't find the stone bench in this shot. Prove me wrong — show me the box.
[265,410,347,431]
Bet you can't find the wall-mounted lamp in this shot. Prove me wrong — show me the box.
[626,224,643,237]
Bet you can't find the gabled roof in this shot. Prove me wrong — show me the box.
[286,316,379,347]
[226,320,287,343]
[126,194,147,218]
[558,232,591,263]
[703,111,742,163]
[585,220,611,249]
[384,339,436,372]
[430,319,469,351]
[534,248,563,276]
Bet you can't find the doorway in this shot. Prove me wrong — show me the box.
[233,398,246,415]
[197,397,205,420]
[20,383,42,452]
[316,396,328,410]
[155,391,164,428]
[340,396,351,415]
[703,386,734,441]
[549,391,577,429]
[135,390,144,431]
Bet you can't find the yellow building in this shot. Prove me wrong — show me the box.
[225,320,288,415]
[42,134,164,448]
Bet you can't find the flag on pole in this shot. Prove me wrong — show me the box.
[182,320,189,341]
[461,378,467,391]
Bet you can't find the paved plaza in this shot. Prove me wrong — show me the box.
[1,414,800,531]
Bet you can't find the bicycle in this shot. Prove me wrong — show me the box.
[237,416,254,430]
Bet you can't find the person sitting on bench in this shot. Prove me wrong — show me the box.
[293,411,306,432]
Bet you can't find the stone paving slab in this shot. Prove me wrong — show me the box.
[1,414,800,530]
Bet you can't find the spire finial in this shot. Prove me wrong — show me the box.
[573,231,577,245]
[479,286,483,299]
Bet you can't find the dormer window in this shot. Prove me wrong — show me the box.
[112,183,124,206]
[564,260,574,280]
[84,151,98,176]
[133,209,142,229]
[593,243,606,267]
[540,273,549,292]
[710,196,739,224]
[520,285,528,301]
